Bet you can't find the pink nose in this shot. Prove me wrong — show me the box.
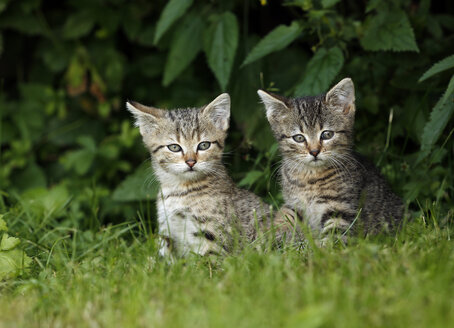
[185,159,196,168]
[309,149,320,157]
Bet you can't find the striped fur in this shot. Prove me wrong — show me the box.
[127,94,270,258]
[258,78,403,239]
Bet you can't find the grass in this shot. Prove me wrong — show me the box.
[0,200,453,328]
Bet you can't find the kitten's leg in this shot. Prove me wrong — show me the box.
[272,207,304,245]
[320,217,350,246]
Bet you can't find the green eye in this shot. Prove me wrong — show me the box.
[167,144,182,152]
[320,130,334,140]
[197,141,211,151]
[292,134,305,143]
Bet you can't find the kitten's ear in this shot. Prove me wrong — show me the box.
[325,78,355,114]
[126,101,164,136]
[202,93,230,131]
[257,90,290,123]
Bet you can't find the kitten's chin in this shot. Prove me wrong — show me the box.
[305,158,328,168]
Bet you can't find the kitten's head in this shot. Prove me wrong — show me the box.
[127,94,230,181]
[258,78,355,169]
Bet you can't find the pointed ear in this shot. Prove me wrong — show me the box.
[257,90,290,123]
[325,78,355,114]
[201,93,230,131]
[126,101,164,136]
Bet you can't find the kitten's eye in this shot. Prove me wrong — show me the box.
[320,130,334,140]
[167,144,182,152]
[292,134,305,143]
[197,141,211,151]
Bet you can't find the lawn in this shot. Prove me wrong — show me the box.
[1,205,453,328]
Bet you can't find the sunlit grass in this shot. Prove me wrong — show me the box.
[1,207,453,328]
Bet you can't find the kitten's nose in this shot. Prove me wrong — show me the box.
[309,149,320,157]
[185,159,196,168]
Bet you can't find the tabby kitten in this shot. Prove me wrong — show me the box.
[258,78,403,238]
[127,94,270,258]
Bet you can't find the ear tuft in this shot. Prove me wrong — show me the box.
[202,93,231,131]
[257,89,289,122]
[325,78,355,114]
[126,100,163,136]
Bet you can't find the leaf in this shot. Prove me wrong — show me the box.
[62,11,95,40]
[419,92,454,160]
[154,0,194,44]
[419,55,454,82]
[0,249,32,280]
[163,15,204,86]
[242,21,302,66]
[0,233,20,251]
[112,164,159,201]
[294,47,344,96]
[442,75,454,104]
[0,216,7,232]
[321,0,341,8]
[204,12,239,90]
[361,11,419,52]
[239,171,264,187]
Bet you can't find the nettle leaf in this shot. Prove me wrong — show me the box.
[113,164,159,201]
[242,21,302,66]
[419,92,454,160]
[204,12,239,90]
[62,11,95,40]
[154,0,194,44]
[0,233,20,251]
[419,54,454,82]
[294,47,344,96]
[163,15,205,86]
[361,10,419,52]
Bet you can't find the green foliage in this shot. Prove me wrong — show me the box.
[294,47,344,96]
[419,93,454,160]
[204,12,239,90]
[0,216,32,280]
[154,0,194,44]
[163,14,205,86]
[361,10,419,52]
[242,21,302,66]
[419,54,454,82]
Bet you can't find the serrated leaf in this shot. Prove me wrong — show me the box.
[442,75,454,104]
[204,12,239,90]
[294,47,344,96]
[163,15,204,86]
[1,234,20,251]
[0,216,7,231]
[419,55,454,82]
[322,0,341,8]
[154,0,193,44]
[419,93,454,160]
[361,11,419,52]
[112,164,159,201]
[242,21,302,66]
[62,11,95,40]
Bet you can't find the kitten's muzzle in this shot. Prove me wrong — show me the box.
[185,159,197,168]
